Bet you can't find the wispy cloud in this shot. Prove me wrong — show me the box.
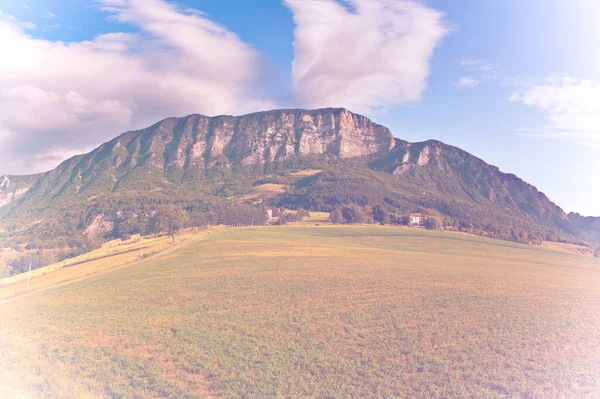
[19,21,36,30]
[22,4,31,10]
[0,0,274,175]
[453,76,480,89]
[453,57,497,89]
[509,76,600,145]
[284,0,448,113]
[42,12,59,19]
[0,10,35,29]
[459,58,493,72]
[41,23,61,32]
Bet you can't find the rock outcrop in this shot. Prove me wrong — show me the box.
[106,108,396,170]
[568,213,600,241]
[0,175,39,208]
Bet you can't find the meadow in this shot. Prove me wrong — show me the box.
[1,226,599,398]
[0,231,205,302]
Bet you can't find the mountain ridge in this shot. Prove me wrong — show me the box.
[0,107,597,256]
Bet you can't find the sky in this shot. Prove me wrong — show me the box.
[0,0,598,215]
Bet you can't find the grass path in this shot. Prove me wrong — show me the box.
[0,233,207,306]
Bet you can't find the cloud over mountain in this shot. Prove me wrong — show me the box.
[0,0,447,175]
[284,0,448,113]
[0,0,272,174]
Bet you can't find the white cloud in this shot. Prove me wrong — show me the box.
[284,0,448,113]
[453,76,480,89]
[0,0,274,175]
[42,12,58,19]
[19,20,36,30]
[459,58,493,72]
[453,57,497,89]
[22,4,31,10]
[509,76,600,144]
[41,23,61,31]
[0,10,35,30]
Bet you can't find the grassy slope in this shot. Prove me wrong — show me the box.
[0,231,206,302]
[1,226,599,398]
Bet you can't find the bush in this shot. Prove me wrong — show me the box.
[329,208,344,224]
[297,209,310,221]
[423,217,441,230]
[372,205,389,224]
[341,204,369,224]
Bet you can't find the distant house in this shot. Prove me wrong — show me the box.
[409,213,425,227]
[266,208,273,222]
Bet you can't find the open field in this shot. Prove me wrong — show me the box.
[290,169,322,177]
[300,211,330,224]
[236,169,323,203]
[541,241,595,257]
[1,226,600,398]
[0,230,206,302]
[238,184,287,202]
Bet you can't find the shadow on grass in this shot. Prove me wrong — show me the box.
[64,247,144,268]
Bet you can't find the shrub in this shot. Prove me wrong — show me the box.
[423,217,441,230]
[329,208,344,224]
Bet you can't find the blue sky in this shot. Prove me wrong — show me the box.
[0,0,598,215]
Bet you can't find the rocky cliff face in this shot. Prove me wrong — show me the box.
[108,107,395,171]
[568,213,600,241]
[10,108,397,201]
[0,175,39,208]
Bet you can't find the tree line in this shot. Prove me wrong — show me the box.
[5,197,270,276]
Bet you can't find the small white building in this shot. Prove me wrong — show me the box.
[266,208,273,222]
[409,213,425,227]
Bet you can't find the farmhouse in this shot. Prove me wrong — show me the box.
[409,213,425,227]
[266,208,273,222]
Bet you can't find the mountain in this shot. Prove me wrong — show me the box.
[0,108,596,259]
[568,213,600,242]
[0,174,42,209]
[1,109,392,206]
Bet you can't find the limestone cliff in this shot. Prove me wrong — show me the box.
[110,107,396,170]
[0,174,39,208]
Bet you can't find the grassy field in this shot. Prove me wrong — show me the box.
[300,211,331,224]
[540,241,595,257]
[0,230,206,302]
[1,226,599,398]
[236,169,323,204]
[238,184,287,202]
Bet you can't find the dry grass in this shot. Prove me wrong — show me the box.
[0,230,206,301]
[253,183,287,193]
[290,169,322,177]
[298,211,330,224]
[1,226,599,398]
[238,183,287,202]
[541,241,595,257]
